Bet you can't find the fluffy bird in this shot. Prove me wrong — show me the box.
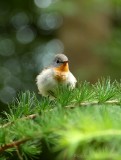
[36,54,77,98]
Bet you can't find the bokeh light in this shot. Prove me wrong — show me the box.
[16,26,36,44]
[34,0,52,8]
[0,86,16,104]
[11,12,29,29]
[0,38,15,56]
[0,67,11,85]
[34,39,64,70]
[4,58,21,75]
[37,12,63,30]
[0,0,121,109]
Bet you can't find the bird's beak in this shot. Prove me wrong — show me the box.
[63,61,68,64]
[54,60,69,72]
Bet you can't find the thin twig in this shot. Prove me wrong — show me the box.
[15,145,24,160]
[0,100,120,128]
[66,99,120,108]
[0,138,30,153]
[0,114,38,129]
[81,100,119,106]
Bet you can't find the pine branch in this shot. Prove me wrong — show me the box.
[0,100,119,129]
[0,114,38,129]
[0,138,30,153]
[1,79,121,159]
[66,99,120,108]
[80,99,119,106]
[15,145,24,160]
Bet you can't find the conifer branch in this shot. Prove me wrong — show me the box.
[80,99,119,106]
[1,79,121,159]
[0,114,38,128]
[15,145,24,160]
[0,100,119,129]
[66,99,119,108]
[0,138,30,153]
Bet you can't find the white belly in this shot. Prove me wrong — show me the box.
[36,68,77,97]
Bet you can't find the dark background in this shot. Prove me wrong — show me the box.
[0,0,121,111]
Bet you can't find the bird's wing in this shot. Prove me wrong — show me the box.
[68,72,77,88]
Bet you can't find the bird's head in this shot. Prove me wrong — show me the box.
[53,54,69,72]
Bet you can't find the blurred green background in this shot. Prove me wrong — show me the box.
[0,0,121,109]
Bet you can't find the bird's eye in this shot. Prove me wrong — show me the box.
[56,60,60,63]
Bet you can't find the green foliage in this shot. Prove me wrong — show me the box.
[1,79,121,159]
[74,81,94,103]
[21,140,41,159]
[93,78,117,103]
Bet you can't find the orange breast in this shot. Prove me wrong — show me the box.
[54,62,69,72]
[54,62,69,82]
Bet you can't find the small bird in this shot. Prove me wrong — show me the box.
[36,54,77,98]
